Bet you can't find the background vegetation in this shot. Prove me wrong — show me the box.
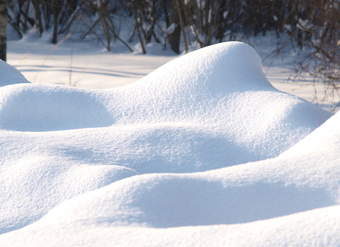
[2,0,339,84]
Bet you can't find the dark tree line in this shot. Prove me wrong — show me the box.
[0,0,6,61]
[2,0,339,82]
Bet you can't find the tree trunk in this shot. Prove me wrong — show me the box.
[166,0,181,54]
[32,0,44,36]
[174,0,188,52]
[51,0,61,44]
[0,0,7,61]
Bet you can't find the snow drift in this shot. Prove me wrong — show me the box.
[0,60,29,86]
[0,42,338,246]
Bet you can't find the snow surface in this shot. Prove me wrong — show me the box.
[0,60,29,86]
[8,36,340,109]
[7,40,172,88]
[0,41,338,246]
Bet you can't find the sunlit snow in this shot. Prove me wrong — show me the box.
[0,42,338,247]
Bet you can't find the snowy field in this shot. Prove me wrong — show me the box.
[0,41,339,246]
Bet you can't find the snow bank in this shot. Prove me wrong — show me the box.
[15,112,339,231]
[282,108,340,158]
[2,205,338,247]
[0,42,338,246]
[0,60,29,86]
[0,85,112,131]
[34,167,334,228]
[1,109,339,245]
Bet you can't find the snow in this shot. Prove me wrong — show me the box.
[0,41,339,246]
[8,37,339,109]
[2,206,339,247]
[7,40,172,88]
[0,60,29,86]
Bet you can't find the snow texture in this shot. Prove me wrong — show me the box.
[0,42,338,246]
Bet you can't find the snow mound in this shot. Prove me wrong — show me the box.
[2,205,338,247]
[30,110,340,228]
[0,60,29,86]
[1,113,337,247]
[0,85,113,131]
[0,42,329,155]
[0,42,337,246]
[282,109,340,157]
[1,109,339,245]
[0,154,136,234]
[36,171,333,228]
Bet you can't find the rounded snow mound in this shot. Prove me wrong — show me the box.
[39,171,333,228]
[0,41,330,158]
[0,84,113,131]
[0,154,136,234]
[31,111,340,232]
[137,41,270,93]
[3,205,339,247]
[282,111,340,157]
[0,60,29,86]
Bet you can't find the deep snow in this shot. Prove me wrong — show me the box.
[0,41,338,246]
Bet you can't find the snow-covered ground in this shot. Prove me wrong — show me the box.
[7,38,340,108]
[8,39,172,88]
[1,41,339,246]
